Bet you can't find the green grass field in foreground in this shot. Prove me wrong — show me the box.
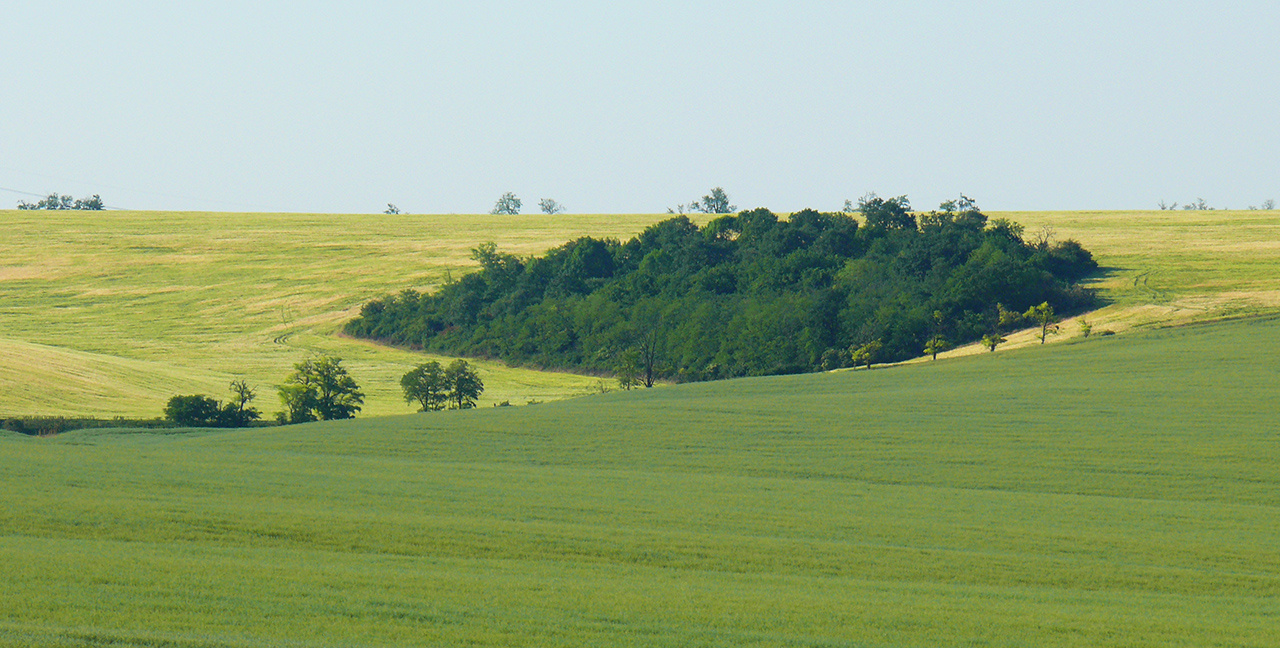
[2,316,1278,647]
[2,208,1278,417]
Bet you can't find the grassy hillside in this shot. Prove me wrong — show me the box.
[1,208,1277,417]
[0,210,703,418]
[2,317,1278,646]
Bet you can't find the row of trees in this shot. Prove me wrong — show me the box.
[347,195,1098,384]
[18,193,105,210]
[164,356,486,427]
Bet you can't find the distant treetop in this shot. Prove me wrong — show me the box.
[18,193,104,210]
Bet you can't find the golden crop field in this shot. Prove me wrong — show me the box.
[1,208,1277,417]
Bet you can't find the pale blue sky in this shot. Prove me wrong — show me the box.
[3,1,1277,213]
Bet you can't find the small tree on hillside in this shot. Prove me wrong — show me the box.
[1077,317,1093,338]
[401,361,449,411]
[1024,302,1059,344]
[923,310,951,360]
[981,333,1006,352]
[923,334,951,360]
[443,359,484,409]
[491,192,522,215]
[385,203,401,214]
[850,339,883,370]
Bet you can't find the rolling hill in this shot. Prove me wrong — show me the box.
[1,315,1278,646]
[2,208,1277,418]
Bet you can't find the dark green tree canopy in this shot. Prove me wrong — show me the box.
[164,395,222,427]
[443,359,484,409]
[278,355,364,422]
[690,187,736,214]
[401,361,449,412]
[346,198,1097,383]
[164,381,260,428]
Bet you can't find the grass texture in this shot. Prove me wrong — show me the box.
[2,316,1279,646]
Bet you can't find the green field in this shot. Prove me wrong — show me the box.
[3,208,1279,418]
[3,207,1280,645]
[2,316,1278,646]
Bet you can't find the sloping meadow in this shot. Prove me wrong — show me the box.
[2,316,1278,646]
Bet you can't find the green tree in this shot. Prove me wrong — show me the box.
[219,380,260,427]
[923,335,951,360]
[616,348,641,390]
[491,192,522,215]
[857,193,914,230]
[689,187,735,214]
[164,395,222,426]
[277,384,317,424]
[443,359,484,409]
[279,355,364,421]
[923,310,951,360]
[538,198,564,214]
[981,333,1006,352]
[401,361,449,411]
[850,339,883,370]
[17,193,104,210]
[385,203,401,214]
[1024,302,1059,344]
[1077,317,1093,338]
[997,302,1022,331]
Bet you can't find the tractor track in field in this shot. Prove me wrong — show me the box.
[1132,270,1173,303]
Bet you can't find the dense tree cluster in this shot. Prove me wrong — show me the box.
[346,197,1097,383]
[400,359,485,411]
[164,380,261,427]
[277,356,364,423]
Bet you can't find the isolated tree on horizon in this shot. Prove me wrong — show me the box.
[690,187,735,214]
[401,361,449,412]
[491,192,522,215]
[385,204,401,214]
[538,198,565,214]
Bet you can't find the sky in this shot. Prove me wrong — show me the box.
[2,1,1277,214]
